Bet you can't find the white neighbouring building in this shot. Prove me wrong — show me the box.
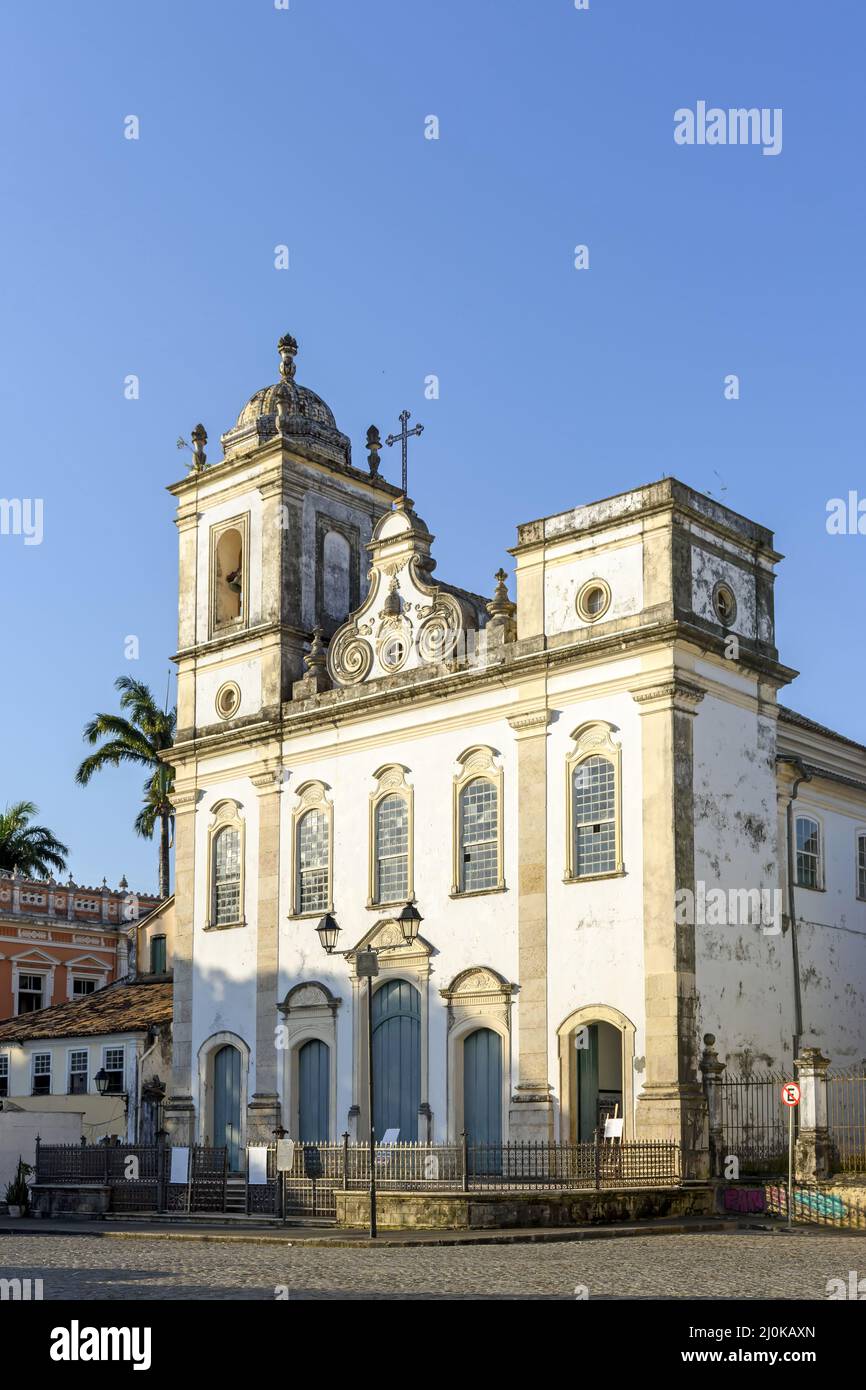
[161,333,866,1175]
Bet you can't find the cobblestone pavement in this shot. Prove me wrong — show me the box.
[0,1230,863,1299]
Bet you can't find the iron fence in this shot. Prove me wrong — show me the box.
[33,1142,228,1214]
[716,1071,788,1174]
[33,1137,682,1220]
[827,1070,866,1173]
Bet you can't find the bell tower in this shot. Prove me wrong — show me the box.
[168,333,400,742]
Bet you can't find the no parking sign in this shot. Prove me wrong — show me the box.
[781,1081,801,1107]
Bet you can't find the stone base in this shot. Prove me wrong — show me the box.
[335,1185,714,1231]
[635,1083,709,1179]
[247,1093,281,1144]
[508,1089,555,1142]
[162,1096,196,1146]
[31,1184,110,1219]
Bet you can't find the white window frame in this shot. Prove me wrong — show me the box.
[16,972,46,1015]
[102,1045,126,1094]
[206,799,246,930]
[795,814,823,891]
[0,1053,8,1097]
[31,1052,52,1096]
[368,765,414,909]
[67,1048,89,1096]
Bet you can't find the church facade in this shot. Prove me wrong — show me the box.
[161,334,866,1173]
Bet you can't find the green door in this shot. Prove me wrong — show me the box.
[213,1044,242,1170]
[577,1024,599,1141]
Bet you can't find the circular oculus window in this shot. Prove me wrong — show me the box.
[379,632,409,672]
[712,582,737,627]
[215,681,241,720]
[576,578,611,623]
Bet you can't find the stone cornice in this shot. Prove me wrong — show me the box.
[632,679,706,713]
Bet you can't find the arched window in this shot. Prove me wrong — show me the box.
[291,782,333,917]
[795,815,821,889]
[207,799,246,930]
[213,827,241,924]
[375,795,408,903]
[452,747,505,895]
[297,809,330,914]
[210,516,249,634]
[369,766,413,907]
[566,724,623,882]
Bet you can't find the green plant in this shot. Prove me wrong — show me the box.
[4,1157,33,1211]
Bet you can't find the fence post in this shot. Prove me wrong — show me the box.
[700,1033,726,1178]
[594,1137,601,1191]
[461,1132,469,1193]
[794,1049,832,1182]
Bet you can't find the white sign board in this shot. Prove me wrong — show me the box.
[170,1147,190,1185]
[248,1146,269,1185]
[276,1139,296,1173]
[603,1116,624,1140]
[379,1128,400,1145]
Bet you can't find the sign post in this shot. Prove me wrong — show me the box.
[781,1081,801,1228]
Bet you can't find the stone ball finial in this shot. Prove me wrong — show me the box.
[278,333,299,383]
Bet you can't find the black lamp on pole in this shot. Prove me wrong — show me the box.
[94,1068,110,1096]
[397,900,423,944]
[315,913,341,955]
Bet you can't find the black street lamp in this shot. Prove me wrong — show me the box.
[314,903,423,1240]
[94,1068,110,1096]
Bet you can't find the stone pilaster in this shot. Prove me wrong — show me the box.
[508,704,554,1140]
[794,1048,834,1181]
[162,783,199,1146]
[247,763,284,1143]
[632,678,709,1177]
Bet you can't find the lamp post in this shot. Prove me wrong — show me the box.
[316,902,422,1239]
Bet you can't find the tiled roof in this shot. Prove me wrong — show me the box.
[778,705,866,755]
[0,978,172,1043]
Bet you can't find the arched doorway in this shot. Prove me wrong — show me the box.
[557,1005,636,1143]
[463,1028,502,1172]
[372,979,420,1141]
[213,1044,242,1170]
[298,1039,330,1141]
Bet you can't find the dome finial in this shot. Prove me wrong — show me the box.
[277,333,298,383]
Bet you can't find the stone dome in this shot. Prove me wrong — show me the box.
[234,382,338,431]
[220,333,352,469]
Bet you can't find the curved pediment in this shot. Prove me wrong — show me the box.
[327,499,487,687]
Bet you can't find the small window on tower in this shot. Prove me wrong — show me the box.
[212,522,247,631]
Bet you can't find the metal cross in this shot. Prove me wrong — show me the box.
[385,410,424,498]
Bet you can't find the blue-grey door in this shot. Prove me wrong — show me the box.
[213,1044,242,1171]
[372,979,420,1141]
[298,1039,330,1141]
[577,1023,599,1142]
[463,1028,502,1147]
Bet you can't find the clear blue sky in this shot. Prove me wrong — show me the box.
[1,1,863,892]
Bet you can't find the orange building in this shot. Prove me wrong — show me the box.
[0,870,161,1022]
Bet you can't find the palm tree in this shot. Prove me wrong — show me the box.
[76,677,176,898]
[0,801,69,878]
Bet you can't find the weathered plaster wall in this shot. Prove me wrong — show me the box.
[692,685,788,1067]
[544,535,644,636]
